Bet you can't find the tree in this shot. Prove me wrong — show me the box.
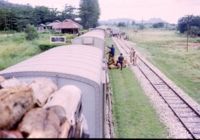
[60,5,77,20]
[25,24,38,40]
[178,15,200,36]
[117,22,126,27]
[48,8,59,22]
[0,1,35,31]
[33,6,51,25]
[14,6,35,31]
[0,0,77,32]
[131,20,135,26]
[190,26,200,37]
[139,24,144,30]
[153,22,164,28]
[79,0,100,29]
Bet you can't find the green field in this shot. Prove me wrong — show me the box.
[0,33,40,70]
[106,37,167,138]
[0,32,73,70]
[109,68,167,138]
[125,29,200,103]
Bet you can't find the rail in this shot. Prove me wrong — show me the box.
[113,37,200,139]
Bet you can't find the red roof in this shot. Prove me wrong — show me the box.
[53,19,82,29]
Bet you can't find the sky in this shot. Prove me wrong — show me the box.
[7,0,200,24]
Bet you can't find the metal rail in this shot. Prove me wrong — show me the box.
[114,37,200,139]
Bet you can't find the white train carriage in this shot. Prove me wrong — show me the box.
[72,29,105,51]
[0,45,107,138]
[95,25,108,32]
[96,26,111,36]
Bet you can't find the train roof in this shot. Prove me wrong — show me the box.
[79,29,105,40]
[0,45,104,85]
[96,25,108,30]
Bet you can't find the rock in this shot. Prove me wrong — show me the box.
[1,78,27,88]
[0,86,34,129]
[0,76,5,83]
[29,78,58,107]
[44,85,82,126]
[18,108,61,138]
[0,130,23,138]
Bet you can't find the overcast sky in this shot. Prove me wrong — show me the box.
[8,0,200,23]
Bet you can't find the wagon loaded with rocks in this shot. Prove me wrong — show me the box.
[0,76,86,138]
[0,44,108,138]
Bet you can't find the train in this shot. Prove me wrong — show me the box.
[0,26,110,138]
[72,27,106,52]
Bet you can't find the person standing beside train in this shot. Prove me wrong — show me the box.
[116,53,124,70]
[107,44,115,59]
[130,48,134,64]
[130,48,137,66]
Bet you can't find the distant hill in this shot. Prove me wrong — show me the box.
[142,18,166,24]
[99,18,134,25]
[0,0,32,9]
[99,18,167,25]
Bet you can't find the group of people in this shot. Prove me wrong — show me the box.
[107,45,124,70]
[107,44,137,70]
[115,33,129,40]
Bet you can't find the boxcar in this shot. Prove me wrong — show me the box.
[72,29,105,51]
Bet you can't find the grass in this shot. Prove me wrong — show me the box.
[109,68,167,138]
[0,32,72,70]
[107,36,167,138]
[125,29,200,103]
[0,33,41,70]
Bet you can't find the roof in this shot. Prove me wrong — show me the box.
[53,19,82,29]
[46,20,61,27]
[0,45,104,85]
[96,25,108,30]
[39,24,46,27]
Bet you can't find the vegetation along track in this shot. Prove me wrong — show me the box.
[113,37,200,139]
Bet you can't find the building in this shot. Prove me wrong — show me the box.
[37,24,47,32]
[46,20,61,33]
[49,19,82,34]
[46,20,61,29]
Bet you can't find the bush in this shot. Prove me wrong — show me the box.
[25,24,38,40]
[190,26,200,37]
[117,22,126,27]
[195,38,200,43]
[178,15,200,34]
[153,22,165,28]
[38,44,58,51]
[139,24,145,30]
[65,34,76,40]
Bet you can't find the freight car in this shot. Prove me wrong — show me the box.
[0,44,108,138]
[72,29,105,51]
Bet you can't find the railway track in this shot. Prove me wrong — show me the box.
[113,37,200,139]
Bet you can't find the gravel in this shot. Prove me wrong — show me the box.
[130,65,191,138]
